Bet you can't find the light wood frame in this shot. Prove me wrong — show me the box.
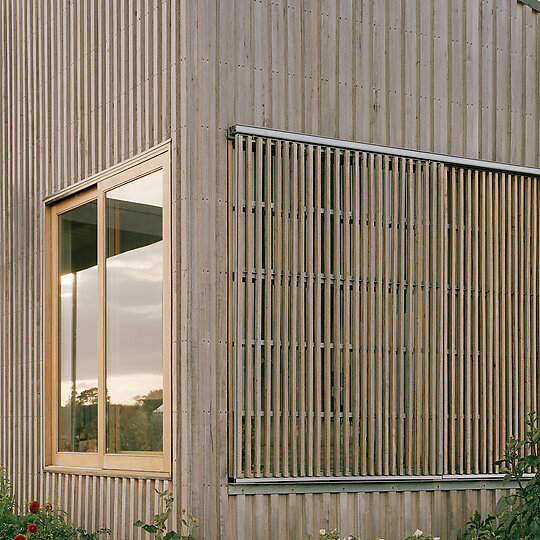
[43,145,171,476]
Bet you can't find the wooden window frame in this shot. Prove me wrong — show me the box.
[43,147,171,477]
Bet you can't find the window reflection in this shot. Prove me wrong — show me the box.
[106,170,164,453]
[58,201,98,453]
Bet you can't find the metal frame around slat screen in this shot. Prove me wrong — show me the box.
[227,125,540,491]
[228,125,540,177]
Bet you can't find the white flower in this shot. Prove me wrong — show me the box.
[414,531,423,538]
[433,538,440,540]
[319,530,326,536]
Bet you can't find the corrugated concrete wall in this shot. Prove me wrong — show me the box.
[0,1,180,538]
[1,1,538,539]
[227,489,504,540]
[181,0,538,538]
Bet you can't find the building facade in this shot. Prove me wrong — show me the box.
[1,1,539,538]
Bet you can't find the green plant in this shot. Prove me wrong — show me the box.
[458,410,540,539]
[457,511,499,540]
[0,465,15,521]
[134,489,198,539]
[316,530,342,540]
[0,466,110,540]
[308,528,438,540]
[404,530,440,540]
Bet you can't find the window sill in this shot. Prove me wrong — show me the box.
[43,465,172,481]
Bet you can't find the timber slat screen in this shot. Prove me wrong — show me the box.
[229,134,540,480]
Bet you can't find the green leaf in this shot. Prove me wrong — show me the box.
[134,520,145,528]
[502,474,513,485]
[495,497,508,516]
[143,524,159,533]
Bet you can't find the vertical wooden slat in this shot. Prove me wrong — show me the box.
[531,177,538,419]
[272,140,283,476]
[368,153,377,475]
[486,171,494,473]
[391,156,400,476]
[429,162,437,474]
[465,169,472,475]
[406,158,415,475]
[479,170,487,473]
[449,167,457,474]
[518,175,525,442]
[492,172,500,466]
[289,142,298,477]
[506,173,514,445]
[298,143,306,476]
[342,150,351,476]
[264,139,272,476]
[305,144,314,477]
[235,135,245,478]
[333,148,341,475]
[228,138,235,477]
[253,137,263,477]
[244,136,254,477]
[376,154,384,475]
[360,153,369,476]
[498,171,507,467]
[439,163,448,476]
[472,169,480,474]
[281,141,290,477]
[323,147,332,476]
[313,146,323,476]
[322,148,332,475]
[414,159,424,473]
[525,176,532,433]
[423,162,431,473]
[352,152,361,476]
[458,168,465,473]
[513,174,519,440]
[398,158,407,475]
[382,155,391,476]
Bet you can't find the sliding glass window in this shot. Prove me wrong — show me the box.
[44,147,171,475]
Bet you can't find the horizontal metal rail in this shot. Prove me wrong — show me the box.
[518,0,540,12]
[229,474,534,495]
[228,125,540,177]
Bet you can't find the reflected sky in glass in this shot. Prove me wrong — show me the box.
[58,201,98,452]
[60,268,98,405]
[106,170,163,452]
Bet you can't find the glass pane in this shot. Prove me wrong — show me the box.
[106,170,164,453]
[58,201,98,453]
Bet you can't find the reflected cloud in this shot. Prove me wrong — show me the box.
[106,170,163,207]
[60,378,98,407]
[107,373,163,405]
[61,374,163,405]
[107,247,163,282]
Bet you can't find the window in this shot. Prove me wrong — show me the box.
[228,128,540,481]
[43,146,171,475]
